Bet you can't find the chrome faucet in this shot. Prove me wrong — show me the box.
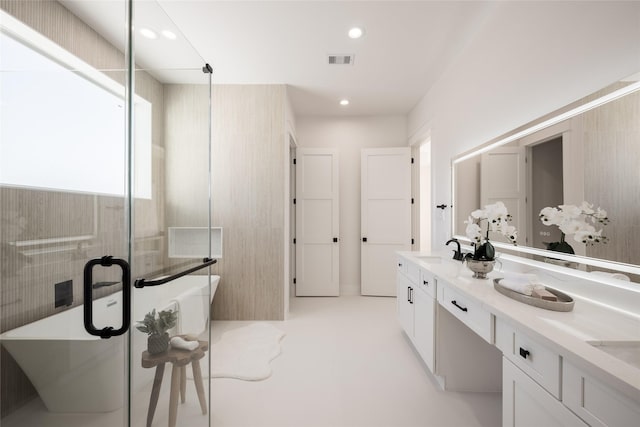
[446,238,465,261]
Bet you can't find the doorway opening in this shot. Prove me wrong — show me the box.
[419,140,432,251]
[528,136,564,250]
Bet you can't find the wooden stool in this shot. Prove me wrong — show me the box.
[141,338,208,427]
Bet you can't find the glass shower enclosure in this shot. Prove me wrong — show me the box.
[0,1,214,426]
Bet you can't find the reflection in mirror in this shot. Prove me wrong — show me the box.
[453,73,640,279]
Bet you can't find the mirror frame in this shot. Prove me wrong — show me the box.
[451,78,640,277]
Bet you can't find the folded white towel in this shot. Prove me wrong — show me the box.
[170,336,199,351]
[499,272,544,296]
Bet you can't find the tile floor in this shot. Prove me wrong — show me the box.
[210,296,501,427]
[1,296,501,427]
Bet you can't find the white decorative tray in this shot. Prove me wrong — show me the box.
[493,279,575,312]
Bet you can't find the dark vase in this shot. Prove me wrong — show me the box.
[147,332,170,355]
[544,233,575,254]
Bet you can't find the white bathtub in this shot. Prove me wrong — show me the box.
[0,274,219,413]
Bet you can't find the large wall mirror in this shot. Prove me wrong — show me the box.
[452,72,640,279]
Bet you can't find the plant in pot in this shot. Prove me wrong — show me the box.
[539,202,609,266]
[135,308,178,355]
[464,201,518,279]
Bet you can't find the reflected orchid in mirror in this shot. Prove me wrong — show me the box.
[465,201,518,261]
[539,201,609,254]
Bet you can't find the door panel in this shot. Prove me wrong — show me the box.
[296,148,339,296]
[481,147,527,244]
[361,148,411,296]
[366,200,411,242]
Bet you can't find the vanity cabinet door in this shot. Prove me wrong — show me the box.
[563,360,640,427]
[413,288,435,372]
[503,358,587,427]
[397,271,414,337]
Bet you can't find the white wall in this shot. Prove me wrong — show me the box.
[296,116,408,295]
[407,1,640,250]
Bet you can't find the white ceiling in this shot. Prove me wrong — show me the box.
[61,1,496,117]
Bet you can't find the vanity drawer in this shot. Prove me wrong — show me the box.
[496,318,561,399]
[418,269,436,299]
[438,282,493,343]
[563,360,640,427]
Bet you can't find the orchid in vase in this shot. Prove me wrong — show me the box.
[539,202,609,254]
[465,201,518,261]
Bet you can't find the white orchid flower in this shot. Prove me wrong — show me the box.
[559,204,582,218]
[465,222,482,244]
[539,207,560,225]
[580,201,594,215]
[470,208,485,219]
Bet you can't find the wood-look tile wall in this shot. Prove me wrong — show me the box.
[583,90,640,278]
[164,84,287,320]
[210,85,286,321]
[0,0,166,417]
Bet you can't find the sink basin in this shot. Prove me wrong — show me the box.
[415,255,442,264]
[587,341,640,370]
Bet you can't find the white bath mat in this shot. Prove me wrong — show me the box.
[208,322,285,381]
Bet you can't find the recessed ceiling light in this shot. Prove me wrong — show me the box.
[340,99,350,106]
[348,27,364,39]
[139,28,157,39]
[161,30,177,40]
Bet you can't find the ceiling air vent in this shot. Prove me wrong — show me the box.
[328,54,354,65]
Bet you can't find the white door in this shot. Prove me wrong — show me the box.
[295,148,339,296]
[361,148,411,296]
[480,147,527,244]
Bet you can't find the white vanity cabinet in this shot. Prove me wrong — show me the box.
[563,360,640,427]
[413,272,436,371]
[437,278,493,343]
[495,318,561,398]
[396,256,436,372]
[397,251,640,427]
[496,317,584,426]
[503,357,587,427]
[396,267,414,336]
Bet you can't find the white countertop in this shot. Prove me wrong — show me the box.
[398,251,640,403]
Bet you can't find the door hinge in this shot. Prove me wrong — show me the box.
[293,238,296,244]
[411,238,415,245]
[293,198,296,205]
[293,278,296,284]
[411,157,415,164]
[411,198,414,204]
[293,158,297,165]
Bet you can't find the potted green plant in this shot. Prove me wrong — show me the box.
[135,308,178,355]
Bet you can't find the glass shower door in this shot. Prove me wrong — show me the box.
[128,1,213,427]
[0,0,131,425]
[1,1,213,426]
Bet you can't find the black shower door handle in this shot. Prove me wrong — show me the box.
[83,256,131,339]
